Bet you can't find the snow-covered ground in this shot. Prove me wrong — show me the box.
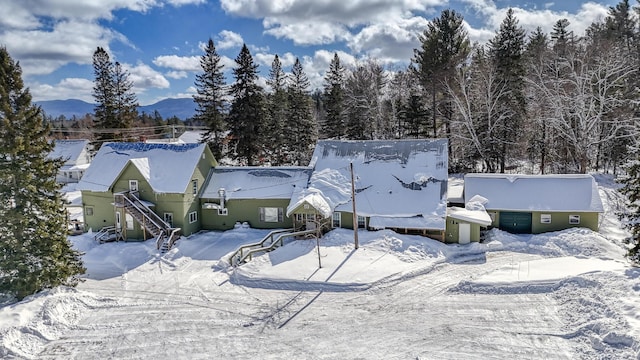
[1,175,639,359]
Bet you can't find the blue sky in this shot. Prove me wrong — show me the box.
[0,0,620,105]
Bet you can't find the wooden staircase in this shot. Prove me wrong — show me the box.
[114,192,181,252]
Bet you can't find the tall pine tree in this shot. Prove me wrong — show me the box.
[0,47,84,300]
[227,44,266,165]
[92,47,116,144]
[112,62,138,132]
[92,47,138,145]
[193,39,227,160]
[322,53,346,139]
[286,57,316,165]
[413,9,470,139]
[618,156,640,263]
[488,8,526,173]
[265,54,288,165]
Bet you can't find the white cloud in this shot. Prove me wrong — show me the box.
[254,52,297,68]
[460,0,611,43]
[221,0,446,48]
[123,62,171,91]
[0,0,200,77]
[348,16,429,64]
[217,30,244,50]
[30,77,95,102]
[165,70,189,79]
[264,20,352,45]
[167,0,207,6]
[153,55,201,71]
[1,20,123,76]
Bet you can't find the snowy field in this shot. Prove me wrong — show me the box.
[1,175,639,359]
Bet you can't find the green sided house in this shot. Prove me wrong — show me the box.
[287,139,450,241]
[463,173,604,234]
[76,142,217,247]
[200,167,312,231]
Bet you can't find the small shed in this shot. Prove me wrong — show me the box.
[463,174,604,234]
[445,206,492,244]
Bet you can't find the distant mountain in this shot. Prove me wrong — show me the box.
[139,98,196,120]
[36,99,94,119]
[36,98,196,120]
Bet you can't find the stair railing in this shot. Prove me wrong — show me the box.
[230,228,318,266]
[228,228,294,266]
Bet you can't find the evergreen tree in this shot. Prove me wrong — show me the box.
[265,54,288,164]
[92,47,137,145]
[286,57,316,165]
[227,44,266,165]
[0,47,85,300]
[344,60,386,140]
[550,18,575,57]
[606,0,636,50]
[524,27,553,174]
[322,53,346,139]
[401,93,429,139]
[112,62,138,132]
[618,157,640,263]
[413,9,470,139]
[488,8,526,172]
[92,47,116,144]
[193,39,227,160]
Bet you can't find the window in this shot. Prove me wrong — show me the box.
[569,215,580,224]
[189,211,198,224]
[192,179,198,195]
[332,212,341,228]
[164,213,173,227]
[126,214,134,230]
[85,207,94,216]
[129,180,138,192]
[260,207,283,223]
[357,215,366,228]
[540,214,551,224]
[218,208,228,216]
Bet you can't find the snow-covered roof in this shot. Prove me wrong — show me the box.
[201,167,312,200]
[448,177,464,203]
[289,139,448,230]
[77,142,208,193]
[178,130,206,144]
[49,139,90,167]
[447,207,492,226]
[463,173,604,213]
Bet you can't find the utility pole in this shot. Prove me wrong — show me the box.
[350,162,359,249]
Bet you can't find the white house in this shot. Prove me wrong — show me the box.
[49,139,92,183]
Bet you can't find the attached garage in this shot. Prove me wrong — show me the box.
[463,174,604,234]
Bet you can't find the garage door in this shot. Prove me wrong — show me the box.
[499,212,532,234]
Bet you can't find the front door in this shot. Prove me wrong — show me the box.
[164,213,173,227]
[115,211,122,231]
[306,214,316,230]
[499,212,532,234]
[459,223,471,244]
